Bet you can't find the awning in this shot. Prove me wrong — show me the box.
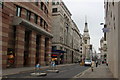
[52,50,66,53]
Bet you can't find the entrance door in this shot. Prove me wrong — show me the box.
[24,30,30,66]
[36,35,40,65]
[7,48,15,68]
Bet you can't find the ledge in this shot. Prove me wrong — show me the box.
[12,16,53,38]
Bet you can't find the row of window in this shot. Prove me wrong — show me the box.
[52,2,60,5]
[16,6,48,30]
[2,2,48,16]
[34,2,48,15]
[52,0,60,5]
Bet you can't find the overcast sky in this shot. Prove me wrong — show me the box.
[63,0,105,53]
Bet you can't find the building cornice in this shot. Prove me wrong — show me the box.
[12,16,53,38]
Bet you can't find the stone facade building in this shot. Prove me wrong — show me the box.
[104,1,120,79]
[99,37,107,63]
[71,20,82,63]
[2,1,53,69]
[51,0,82,64]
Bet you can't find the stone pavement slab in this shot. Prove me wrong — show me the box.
[77,64,113,78]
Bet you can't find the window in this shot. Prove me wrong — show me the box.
[40,17,43,26]
[112,0,114,6]
[52,8,57,13]
[16,6,22,17]
[44,6,48,15]
[85,40,87,44]
[34,14,38,24]
[60,47,63,50]
[44,6,47,13]
[111,12,112,18]
[114,23,115,30]
[26,10,31,21]
[40,2,44,10]
[35,2,38,6]
[35,0,39,6]
[0,1,3,9]
[44,21,46,29]
[114,16,115,21]
[52,2,55,5]
[46,10,48,15]
[52,46,57,50]
[56,2,59,5]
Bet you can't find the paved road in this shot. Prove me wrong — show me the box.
[3,64,89,78]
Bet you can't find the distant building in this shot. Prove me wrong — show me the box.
[99,37,107,63]
[51,0,82,64]
[71,20,82,63]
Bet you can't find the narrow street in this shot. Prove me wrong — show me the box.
[3,64,89,78]
[1,0,120,80]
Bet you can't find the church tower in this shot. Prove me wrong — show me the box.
[82,17,91,60]
[83,18,90,45]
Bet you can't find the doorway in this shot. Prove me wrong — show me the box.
[36,35,40,65]
[24,30,30,66]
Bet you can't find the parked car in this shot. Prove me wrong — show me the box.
[84,60,92,66]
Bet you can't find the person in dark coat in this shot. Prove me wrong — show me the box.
[96,60,98,67]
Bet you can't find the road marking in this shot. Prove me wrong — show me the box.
[73,67,91,78]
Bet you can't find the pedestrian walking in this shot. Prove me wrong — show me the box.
[50,60,56,70]
[35,63,40,73]
[96,60,98,67]
[91,61,94,72]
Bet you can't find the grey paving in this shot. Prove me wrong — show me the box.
[77,64,113,78]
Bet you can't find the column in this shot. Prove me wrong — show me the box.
[64,52,67,64]
[2,23,9,69]
[28,31,36,66]
[45,38,52,65]
[15,25,25,67]
[57,54,60,64]
[39,35,45,66]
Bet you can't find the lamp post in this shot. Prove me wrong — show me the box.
[100,23,108,65]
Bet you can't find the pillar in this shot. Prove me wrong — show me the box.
[2,23,9,69]
[39,35,45,66]
[28,31,36,66]
[15,25,25,67]
[45,38,52,65]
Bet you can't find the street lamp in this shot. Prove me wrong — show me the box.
[100,23,107,41]
[100,23,108,64]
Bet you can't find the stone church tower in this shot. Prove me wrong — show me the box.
[82,19,91,60]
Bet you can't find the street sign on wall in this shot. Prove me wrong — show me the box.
[102,28,110,33]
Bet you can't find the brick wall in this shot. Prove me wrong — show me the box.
[2,2,52,69]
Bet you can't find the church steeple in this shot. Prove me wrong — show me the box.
[84,16,89,32]
[83,16,90,39]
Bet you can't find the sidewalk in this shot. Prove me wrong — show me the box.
[75,64,113,78]
[2,63,75,76]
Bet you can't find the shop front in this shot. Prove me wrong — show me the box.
[51,50,66,65]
